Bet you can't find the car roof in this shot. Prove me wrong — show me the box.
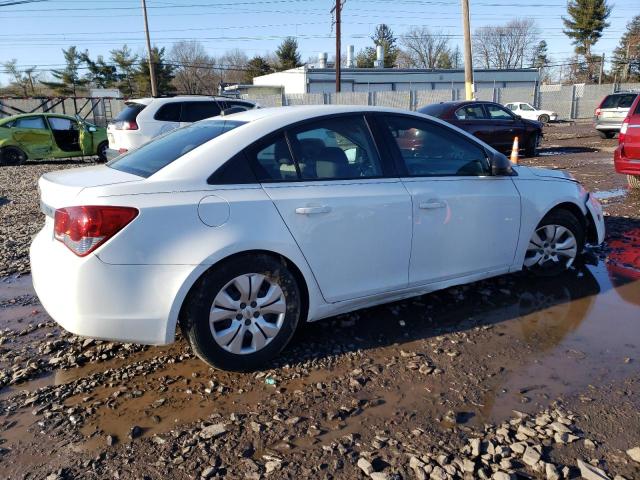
[221,104,415,123]
[128,96,252,106]
[0,112,77,123]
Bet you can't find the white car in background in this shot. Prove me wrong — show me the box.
[106,96,257,159]
[31,105,604,371]
[505,102,558,123]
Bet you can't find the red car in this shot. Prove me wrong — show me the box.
[614,94,640,189]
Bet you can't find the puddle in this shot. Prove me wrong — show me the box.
[0,228,639,458]
[593,188,628,200]
[538,146,597,156]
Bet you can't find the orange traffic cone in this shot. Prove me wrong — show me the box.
[510,136,519,164]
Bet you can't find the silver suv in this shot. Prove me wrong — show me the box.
[594,92,638,138]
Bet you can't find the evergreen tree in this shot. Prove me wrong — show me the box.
[275,37,302,70]
[110,45,138,96]
[436,51,453,69]
[243,56,273,83]
[355,48,376,68]
[562,0,612,58]
[611,15,640,81]
[81,52,117,88]
[356,24,399,68]
[41,46,88,96]
[530,40,549,68]
[135,46,175,96]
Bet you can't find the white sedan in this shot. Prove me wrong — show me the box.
[30,105,604,371]
[505,102,558,123]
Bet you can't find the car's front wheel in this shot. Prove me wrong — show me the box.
[538,114,550,123]
[525,132,539,157]
[524,210,584,276]
[181,254,301,371]
[0,146,27,166]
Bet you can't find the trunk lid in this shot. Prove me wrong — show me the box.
[39,165,141,212]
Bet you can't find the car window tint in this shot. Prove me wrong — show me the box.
[506,104,516,111]
[486,104,514,119]
[454,105,486,120]
[383,115,489,177]
[181,101,222,122]
[250,134,297,181]
[521,104,534,111]
[15,117,47,129]
[208,152,257,184]
[417,103,449,118]
[114,103,145,122]
[154,103,182,122]
[48,117,75,130]
[226,101,252,111]
[108,119,245,178]
[290,116,382,180]
[601,94,637,109]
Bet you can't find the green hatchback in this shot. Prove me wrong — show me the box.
[0,113,109,166]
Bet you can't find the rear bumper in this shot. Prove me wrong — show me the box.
[105,148,122,162]
[595,123,622,131]
[30,228,194,345]
[614,145,640,175]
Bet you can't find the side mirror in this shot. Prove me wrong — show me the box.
[490,151,514,176]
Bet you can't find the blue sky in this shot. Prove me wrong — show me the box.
[0,0,636,84]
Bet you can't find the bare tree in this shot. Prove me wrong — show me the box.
[216,49,249,84]
[169,40,217,95]
[473,19,540,69]
[3,59,39,96]
[401,27,451,68]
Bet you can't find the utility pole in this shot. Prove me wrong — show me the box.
[332,0,342,93]
[141,0,158,97]
[625,42,631,81]
[598,53,605,85]
[461,0,474,100]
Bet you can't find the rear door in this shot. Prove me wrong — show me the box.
[378,114,520,284]
[180,101,222,126]
[252,114,413,302]
[453,104,492,144]
[12,116,54,158]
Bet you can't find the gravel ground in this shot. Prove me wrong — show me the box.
[1,122,639,479]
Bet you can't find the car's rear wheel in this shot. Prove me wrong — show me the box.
[0,146,27,166]
[97,141,109,163]
[628,175,640,189]
[598,130,615,139]
[524,210,584,276]
[538,114,550,124]
[181,254,301,371]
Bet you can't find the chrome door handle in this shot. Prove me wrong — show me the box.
[419,201,446,210]
[295,205,331,215]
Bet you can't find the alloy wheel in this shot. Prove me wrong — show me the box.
[524,224,578,269]
[209,273,286,355]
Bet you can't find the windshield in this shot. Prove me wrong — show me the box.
[108,119,246,178]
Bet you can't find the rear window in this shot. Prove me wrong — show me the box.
[600,94,637,109]
[114,103,146,122]
[108,119,245,178]
[418,103,449,118]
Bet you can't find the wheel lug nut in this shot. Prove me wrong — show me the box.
[240,303,246,309]
[253,312,260,318]
[236,313,242,320]
[250,301,257,308]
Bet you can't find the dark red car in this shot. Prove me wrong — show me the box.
[418,101,543,157]
[614,93,640,189]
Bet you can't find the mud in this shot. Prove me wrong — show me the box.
[0,121,639,479]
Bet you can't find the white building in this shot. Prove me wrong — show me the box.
[253,66,540,95]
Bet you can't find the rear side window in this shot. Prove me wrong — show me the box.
[418,103,449,118]
[108,119,245,178]
[601,94,637,109]
[454,105,486,120]
[249,134,297,181]
[114,103,145,122]
[15,117,47,129]
[486,104,514,119]
[154,103,182,122]
[181,101,222,122]
[48,117,75,130]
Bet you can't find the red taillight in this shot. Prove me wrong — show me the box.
[594,108,601,117]
[118,148,128,154]
[123,120,138,130]
[54,206,138,256]
[619,118,629,144]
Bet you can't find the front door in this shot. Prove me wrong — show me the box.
[47,116,83,155]
[378,114,521,285]
[484,103,524,150]
[249,115,413,303]
[11,116,53,158]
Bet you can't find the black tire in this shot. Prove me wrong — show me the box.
[97,141,109,163]
[525,132,539,157]
[0,146,27,166]
[525,209,585,277]
[598,130,615,139]
[538,114,550,124]
[181,254,301,371]
[628,175,640,189]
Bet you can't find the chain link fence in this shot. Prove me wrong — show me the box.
[2,82,639,124]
